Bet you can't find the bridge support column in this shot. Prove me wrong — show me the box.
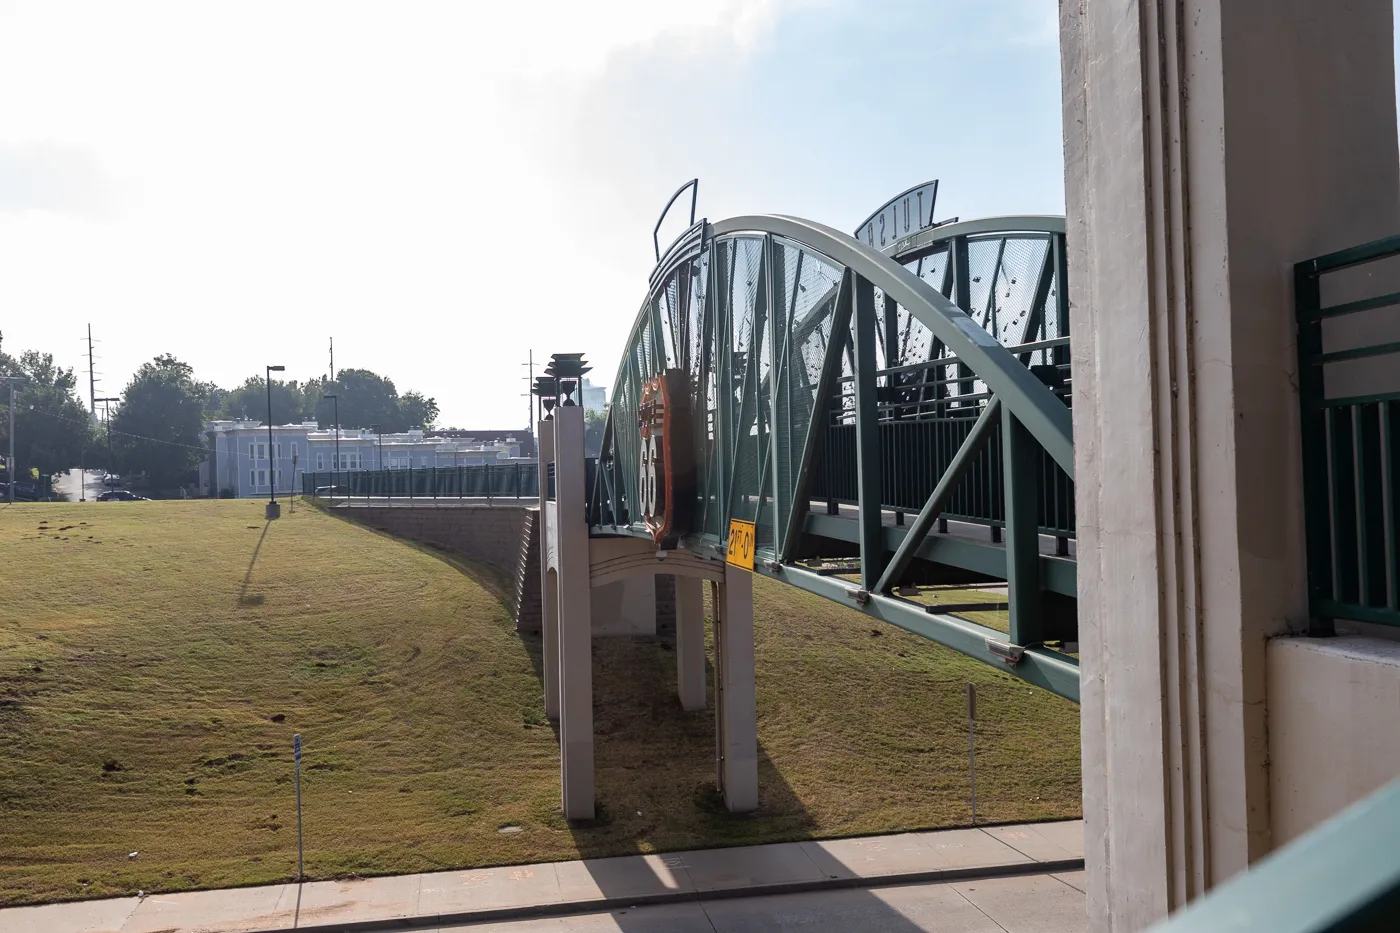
[553,404,594,820]
[537,419,559,722]
[675,576,706,712]
[715,566,757,812]
[1061,1,1397,928]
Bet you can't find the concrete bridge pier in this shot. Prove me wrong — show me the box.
[675,576,707,712]
[537,418,560,723]
[715,567,757,812]
[550,404,595,821]
[543,398,757,818]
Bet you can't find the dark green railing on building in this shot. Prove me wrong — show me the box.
[1296,237,1400,629]
[301,463,539,500]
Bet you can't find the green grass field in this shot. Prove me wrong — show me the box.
[0,499,1080,906]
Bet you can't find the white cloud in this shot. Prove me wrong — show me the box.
[0,144,116,217]
[0,0,812,425]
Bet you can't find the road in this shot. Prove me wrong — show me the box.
[50,468,109,501]
[438,872,1086,933]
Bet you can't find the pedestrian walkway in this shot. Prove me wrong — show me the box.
[5,820,1082,933]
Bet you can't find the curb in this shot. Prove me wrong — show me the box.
[245,857,1084,933]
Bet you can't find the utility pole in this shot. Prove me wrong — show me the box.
[87,325,97,417]
[329,337,335,384]
[2,374,25,503]
[323,394,340,469]
[96,397,120,475]
[522,350,535,427]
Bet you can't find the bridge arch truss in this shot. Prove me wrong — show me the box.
[588,213,1080,699]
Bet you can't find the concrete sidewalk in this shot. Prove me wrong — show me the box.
[6,820,1083,933]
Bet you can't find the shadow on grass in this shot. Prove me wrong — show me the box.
[544,625,927,932]
[305,502,934,927]
[237,522,271,606]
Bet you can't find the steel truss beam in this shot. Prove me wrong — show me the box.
[754,562,1079,702]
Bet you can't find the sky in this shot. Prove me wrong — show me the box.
[0,1,1065,429]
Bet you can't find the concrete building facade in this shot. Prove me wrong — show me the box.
[1060,1,1400,929]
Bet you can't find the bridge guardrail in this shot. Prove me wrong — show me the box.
[301,463,539,501]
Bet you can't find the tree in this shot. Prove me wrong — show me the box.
[398,391,439,431]
[309,368,437,433]
[312,368,401,432]
[584,408,606,458]
[216,376,309,424]
[110,354,208,488]
[0,333,102,478]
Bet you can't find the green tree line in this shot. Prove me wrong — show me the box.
[0,333,440,490]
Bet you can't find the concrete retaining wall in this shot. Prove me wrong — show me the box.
[338,504,678,639]
[338,505,530,579]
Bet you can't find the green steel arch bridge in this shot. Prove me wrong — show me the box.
[579,181,1079,702]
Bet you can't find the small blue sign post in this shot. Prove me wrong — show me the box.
[293,733,303,881]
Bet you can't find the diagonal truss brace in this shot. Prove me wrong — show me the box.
[873,395,1003,593]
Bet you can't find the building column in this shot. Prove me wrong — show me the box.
[537,420,559,721]
[553,404,594,820]
[1060,2,1398,929]
[715,565,757,812]
[675,575,706,712]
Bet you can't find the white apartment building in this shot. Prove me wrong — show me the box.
[580,378,607,415]
[200,420,530,499]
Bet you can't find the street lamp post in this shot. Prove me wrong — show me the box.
[266,365,285,515]
[370,424,383,471]
[322,392,338,476]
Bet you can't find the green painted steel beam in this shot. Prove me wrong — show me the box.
[752,562,1079,702]
[1143,776,1400,933]
[781,270,853,562]
[712,216,1074,478]
[852,275,886,589]
[1003,411,1043,644]
[805,511,1077,598]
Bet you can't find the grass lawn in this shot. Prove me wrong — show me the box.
[0,499,1080,906]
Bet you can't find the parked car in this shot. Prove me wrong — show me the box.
[314,485,351,497]
[97,489,150,502]
[0,482,39,501]
[103,473,122,487]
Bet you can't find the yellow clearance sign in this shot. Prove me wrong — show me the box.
[726,519,756,571]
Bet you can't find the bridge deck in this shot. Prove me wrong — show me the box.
[813,503,1077,560]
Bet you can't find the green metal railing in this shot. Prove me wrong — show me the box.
[301,463,539,500]
[1296,237,1400,629]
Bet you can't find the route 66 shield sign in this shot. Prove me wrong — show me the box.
[638,369,695,548]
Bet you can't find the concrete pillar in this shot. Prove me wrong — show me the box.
[716,565,757,812]
[553,405,594,820]
[675,575,706,712]
[542,566,559,721]
[537,420,559,721]
[1059,2,1398,929]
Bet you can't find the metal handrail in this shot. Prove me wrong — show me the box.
[1144,776,1400,932]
